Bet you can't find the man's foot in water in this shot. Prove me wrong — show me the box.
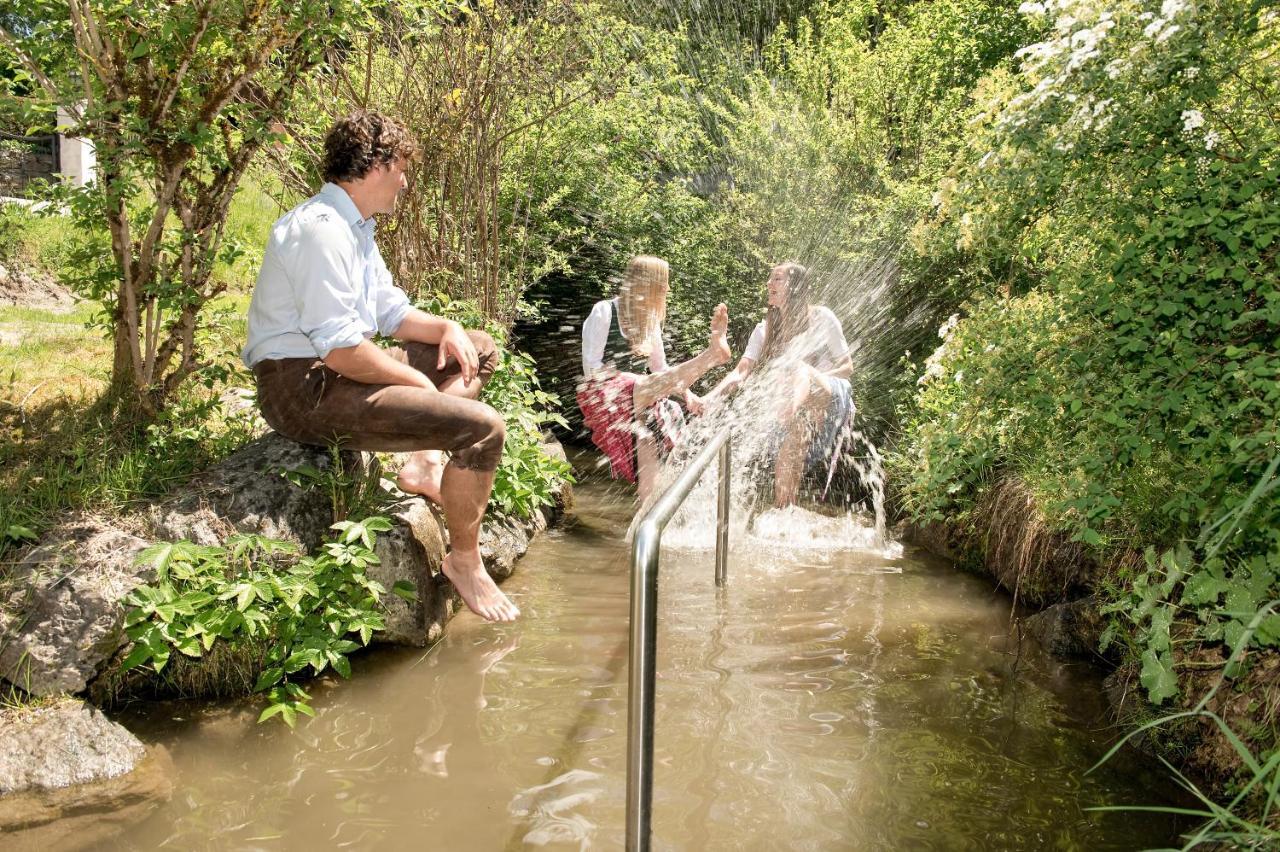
[442,549,520,623]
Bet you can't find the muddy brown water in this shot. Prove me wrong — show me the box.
[94,480,1185,850]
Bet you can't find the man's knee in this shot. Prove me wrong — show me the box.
[454,404,506,471]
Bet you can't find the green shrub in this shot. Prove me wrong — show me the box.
[122,519,415,726]
[891,0,1280,709]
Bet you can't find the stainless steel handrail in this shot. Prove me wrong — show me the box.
[627,427,732,852]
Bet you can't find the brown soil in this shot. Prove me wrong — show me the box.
[0,263,75,312]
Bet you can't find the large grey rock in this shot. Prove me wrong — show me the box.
[148,432,366,550]
[0,700,145,794]
[0,701,172,848]
[1,431,572,697]
[0,521,150,697]
[370,498,453,647]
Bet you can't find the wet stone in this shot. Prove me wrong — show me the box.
[0,699,146,794]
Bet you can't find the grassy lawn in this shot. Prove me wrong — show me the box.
[0,293,258,556]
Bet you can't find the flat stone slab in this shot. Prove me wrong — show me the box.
[0,700,146,794]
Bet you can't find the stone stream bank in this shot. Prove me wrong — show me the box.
[0,431,570,839]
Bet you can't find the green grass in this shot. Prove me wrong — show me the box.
[0,177,269,559]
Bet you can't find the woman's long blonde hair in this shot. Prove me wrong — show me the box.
[616,255,669,358]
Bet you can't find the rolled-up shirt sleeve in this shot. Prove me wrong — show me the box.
[288,218,366,358]
[581,300,612,376]
[370,244,411,336]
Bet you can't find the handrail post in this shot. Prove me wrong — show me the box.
[627,519,660,852]
[625,428,732,852]
[715,437,731,587]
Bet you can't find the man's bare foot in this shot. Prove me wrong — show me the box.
[707,302,731,365]
[397,451,445,504]
[441,550,520,622]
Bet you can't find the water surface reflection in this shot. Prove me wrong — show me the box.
[109,481,1183,850]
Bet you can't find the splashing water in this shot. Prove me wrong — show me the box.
[642,254,900,559]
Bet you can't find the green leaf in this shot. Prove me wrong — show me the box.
[1148,605,1174,653]
[1140,649,1179,705]
[254,667,285,692]
[1182,569,1229,606]
[118,642,154,674]
[258,704,285,723]
[391,580,417,602]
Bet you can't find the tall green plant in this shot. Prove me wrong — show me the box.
[0,0,374,413]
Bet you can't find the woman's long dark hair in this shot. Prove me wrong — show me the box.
[760,261,811,361]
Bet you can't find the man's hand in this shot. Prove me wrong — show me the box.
[685,390,705,415]
[437,321,479,386]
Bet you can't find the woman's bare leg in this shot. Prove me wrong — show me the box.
[632,303,731,410]
[636,434,661,504]
[773,380,832,507]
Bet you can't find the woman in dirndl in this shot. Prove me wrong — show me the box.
[702,261,853,507]
[577,255,730,501]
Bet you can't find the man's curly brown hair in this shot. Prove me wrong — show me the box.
[322,111,420,183]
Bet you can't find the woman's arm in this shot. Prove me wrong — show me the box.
[702,356,756,405]
[580,301,611,376]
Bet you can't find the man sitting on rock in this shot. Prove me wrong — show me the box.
[241,111,518,623]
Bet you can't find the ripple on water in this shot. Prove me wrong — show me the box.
[102,483,1187,851]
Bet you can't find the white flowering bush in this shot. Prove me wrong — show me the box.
[893,0,1279,717]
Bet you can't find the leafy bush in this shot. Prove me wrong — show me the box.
[891,0,1280,708]
[418,292,572,519]
[122,519,415,726]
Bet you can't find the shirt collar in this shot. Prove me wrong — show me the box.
[318,182,373,232]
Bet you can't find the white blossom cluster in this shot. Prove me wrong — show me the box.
[1181,109,1218,150]
[918,314,962,385]
[998,0,1199,142]
[1142,0,1191,44]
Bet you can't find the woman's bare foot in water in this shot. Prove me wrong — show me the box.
[397,450,445,504]
[706,302,731,365]
[442,550,520,622]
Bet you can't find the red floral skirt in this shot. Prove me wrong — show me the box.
[576,373,684,483]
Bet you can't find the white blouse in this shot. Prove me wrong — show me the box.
[580,298,669,377]
[741,305,849,371]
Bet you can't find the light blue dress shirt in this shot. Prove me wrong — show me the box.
[241,182,412,367]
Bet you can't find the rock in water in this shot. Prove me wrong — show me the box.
[0,700,145,794]
[0,700,172,848]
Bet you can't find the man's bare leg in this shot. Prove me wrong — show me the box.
[632,303,731,410]
[439,463,520,622]
[396,371,485,503]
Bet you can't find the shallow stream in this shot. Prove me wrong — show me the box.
[111,480,1185,850]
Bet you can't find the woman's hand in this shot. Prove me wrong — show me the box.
[437,321,480,385]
